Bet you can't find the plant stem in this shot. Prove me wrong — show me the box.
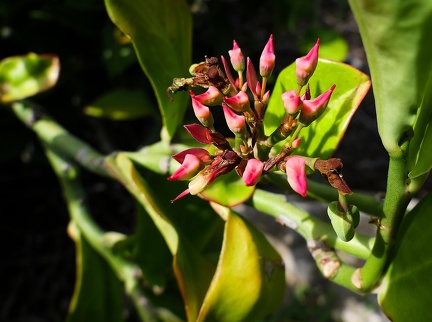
[44,145,160,322]
[11,101,108,177]
[307,239,363,294]
[353,154,411,291]
[266,173,384,217]
[249,189,374,260]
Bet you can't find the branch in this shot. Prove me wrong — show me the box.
[265,172,384,217]
[249,189,374,260]
[12,101,108,177]
[352,154,411,292]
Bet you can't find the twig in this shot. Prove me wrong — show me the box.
[12,101,108,177]
[249,189,374,260]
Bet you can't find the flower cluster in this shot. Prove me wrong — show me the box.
[167,36,339,202]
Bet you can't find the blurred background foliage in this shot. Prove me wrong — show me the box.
[0,0,387,321]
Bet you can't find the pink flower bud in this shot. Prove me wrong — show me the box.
[228,40,245,72]
[168,154,205,181]
[296,38,320,87]
[299,84,336,127]
[281,90,303,116]
[222,103,246,134]
[292,138,301,149]
[190,91,214,128]
[193,86,224,106]
[223,90,251,113]
[262,90,271,104]
[255,81,261,97]
[260,34,275,78]
[172,148,212,164]
[184,124,212,144]
[285,156,307,197]
[242,158,264,186]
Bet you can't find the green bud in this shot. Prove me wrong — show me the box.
[327,201,355,242]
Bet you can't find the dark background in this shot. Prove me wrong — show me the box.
[0,0,412,321]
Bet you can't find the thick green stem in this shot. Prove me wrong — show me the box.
[266,173,384,217]
[12,101,108,177]
[307,239,364,294]
[249,189,374,260]
[353,154,411,291]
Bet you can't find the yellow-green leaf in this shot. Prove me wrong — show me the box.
[67,222,124,322]
[0,53,59,103]
[265,58,370,159]
[197,209,285,322]
[105,152,216,321]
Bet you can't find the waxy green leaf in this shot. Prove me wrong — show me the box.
[378,192,432,321]
[348,0,432,155]
[0,53,59,103]
[104,0,192,139]
[407,71,432,180]
[197,209,285,322]
[199,170,256,207]
[67,223,124,322]
[265,58,370,159]
[105,153,217,321]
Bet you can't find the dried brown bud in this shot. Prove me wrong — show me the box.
[314,158,352,195]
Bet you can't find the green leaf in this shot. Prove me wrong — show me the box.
[125,141,185,175]
[348,0,432,155]
[265,58,370,159]
[84,88,157,120]
[200,170,256,207]
[105,152,217,321]
[133,203,172,292]
[104,0,192,139]
[408,71,432,179]
[378,192,432,321]
[0,53,59,103]
[67,222,124,322]
[197,209,285,322]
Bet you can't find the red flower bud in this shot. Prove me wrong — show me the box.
[184,124,212,144]
[246,57,258,99]
[168,154,205,181]
[172,148,212,164]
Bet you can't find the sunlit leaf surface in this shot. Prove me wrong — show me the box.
[265,58,370,159]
